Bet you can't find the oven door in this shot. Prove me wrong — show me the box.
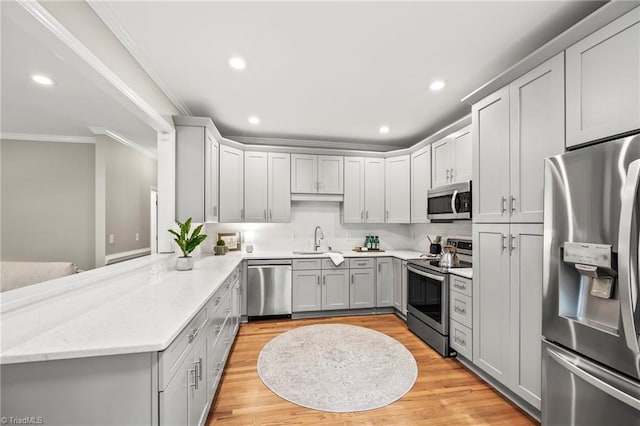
[407,266,448,334]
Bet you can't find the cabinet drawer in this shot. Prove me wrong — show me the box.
[293,259,322,270]
[450,292,472,328]
[349,258,374,269]
[450,275,472,298]
[450,320,473,360]
[208,288,232,344]
[321,259,347,270]
[159,307,207,390]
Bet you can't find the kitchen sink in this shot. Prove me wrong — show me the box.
[292,250,342,255]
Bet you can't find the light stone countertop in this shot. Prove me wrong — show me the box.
[0,249,427,365]
[449,268,473,280]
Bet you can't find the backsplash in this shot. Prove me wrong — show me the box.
[202,201,472,254]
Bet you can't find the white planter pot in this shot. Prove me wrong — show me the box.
[176,256,193,271]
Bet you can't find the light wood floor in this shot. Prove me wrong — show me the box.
[206,314,538,425]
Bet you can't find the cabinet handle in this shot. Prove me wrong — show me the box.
[455,336,466,346]
[453,282,465,290]
[264,209,267,222]
[317,275,320,286]
[214,325,221,334]
[386,210,389,221]
[450,168,455,179]
[241,208,244,221]
[198,357,203,381]
[510,234,517,253]
[501,196,507,214]
[446,169,450,181]
[213,206,217,216]
[502,234,507,253]
[365,211,369,221]
[188,326,200,343]
[361,211,364,221]
[269,209,272,221]
[323,275,326,285]
[189,367,197,389]
[454,306,466,315]
[378,263,381,273]
[351,274,354,285]
[510,196,516,213]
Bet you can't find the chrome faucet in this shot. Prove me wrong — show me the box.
[314,226,324,252]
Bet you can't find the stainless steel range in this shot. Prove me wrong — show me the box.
[406,238,472,357]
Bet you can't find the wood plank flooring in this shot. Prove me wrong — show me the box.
[206,314,537,425]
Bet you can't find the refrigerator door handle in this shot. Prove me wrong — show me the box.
[618,158,640,353]
[547,347,640,411]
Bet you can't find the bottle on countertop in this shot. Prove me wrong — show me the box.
[365,235,371,250]
[374,236,380,250]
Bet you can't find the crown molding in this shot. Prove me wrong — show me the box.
[89,127,156,159]
[227,136,400,153]
[88,1,192,116]
[0,133,96,144]
[16,0,174,133]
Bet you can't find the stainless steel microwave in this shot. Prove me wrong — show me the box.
[427,181,472,220]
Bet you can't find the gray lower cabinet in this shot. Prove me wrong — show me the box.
[392,258,403,312]
[473,223,543,410]
[322,269,350,310]
[449,275,473,360]
[292,269,322,312]
[349,268,375,308]
[376,258,393,307]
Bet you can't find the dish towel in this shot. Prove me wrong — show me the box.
[326,252,345,267]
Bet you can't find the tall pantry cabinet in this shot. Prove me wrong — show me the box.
[471,52,565,411]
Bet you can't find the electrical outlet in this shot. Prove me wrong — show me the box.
[135,233,140,241]
[109,234,115,245]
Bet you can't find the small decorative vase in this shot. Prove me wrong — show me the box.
[176,256,193,271]
[214,245,225,256]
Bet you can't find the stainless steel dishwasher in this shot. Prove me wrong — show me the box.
[246,259,292,319]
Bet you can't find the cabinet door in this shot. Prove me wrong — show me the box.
[292,270,321,312]
[317,155,344,194]
[472,87,510,223]
[268,153,291,222]
[219,145,244,223]
[204,131,218,223]
[473,223,510,383]
[176,125,205,223]
[189,335,208,426]
[244,151,268,222]
[509,224,543,410]
[392,258,403,311]
[431,137,452,188]
[364,158,385,223]
[510,53,565,223]
[350,269,375,308]
[343,157,365,223]
[159,358,189,426]
[410,145,431,223]
[566,7,640,147]
[385,155,410,223]
[452,126,472,183]
[376,258,393,307]
[291,154,317,193]
[322,269,349,310]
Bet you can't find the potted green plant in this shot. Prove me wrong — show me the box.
[214,238,227,256]
[167,218,207,271]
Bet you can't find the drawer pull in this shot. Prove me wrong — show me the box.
[226,308,231,314]
[453,283,466,289]
[454,306,466,315]
[215,362,223,371]
[188,326,201,343]
[214,325,222,334]
[455,336,466,346]
[189,366,198,389]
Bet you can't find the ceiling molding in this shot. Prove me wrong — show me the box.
[16,0,174,134]
[0,133,96,144]
[88,1,192,116]
[89,127,157,159]
[227,136,399,153]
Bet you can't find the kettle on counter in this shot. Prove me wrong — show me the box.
[439,245,460,268]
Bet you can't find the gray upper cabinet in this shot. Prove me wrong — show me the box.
[291,154,343,194]
[267,153,291,222]
[384,155,410,223]
[343,157,385,223]
[474,53,564,224]
[472,87,510,223]
[566,6,640,148]
[410,145,431,223]
[244,151,291,223]
[343,157,365,223]
[219,145,244,223]
[376,258,393,307]
[431,127,472,189]
[175,122,218,223]
[431,136,453,188]
[364,158,385,223]
[509,52,565,223]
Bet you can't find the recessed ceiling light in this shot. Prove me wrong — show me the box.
[31,74,54,86]
[379,125,390,134]
[229,56,246,70]
[429,80,445,91]
[248,116,260,125]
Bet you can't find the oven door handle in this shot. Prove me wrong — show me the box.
[407,266,445,282]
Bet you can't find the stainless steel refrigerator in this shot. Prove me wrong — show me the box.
[542,133,640,425]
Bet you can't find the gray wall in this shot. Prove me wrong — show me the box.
[1,139,96,271]
[98,136,157,257]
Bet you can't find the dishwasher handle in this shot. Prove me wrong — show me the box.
[247,259,293,266]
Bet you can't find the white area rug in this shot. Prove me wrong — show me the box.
[257,324,418,412]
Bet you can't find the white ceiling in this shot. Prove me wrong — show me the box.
[92,0,606,149]
[0,2,158,151]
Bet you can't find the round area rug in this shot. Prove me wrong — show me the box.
[257,324,418,413]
